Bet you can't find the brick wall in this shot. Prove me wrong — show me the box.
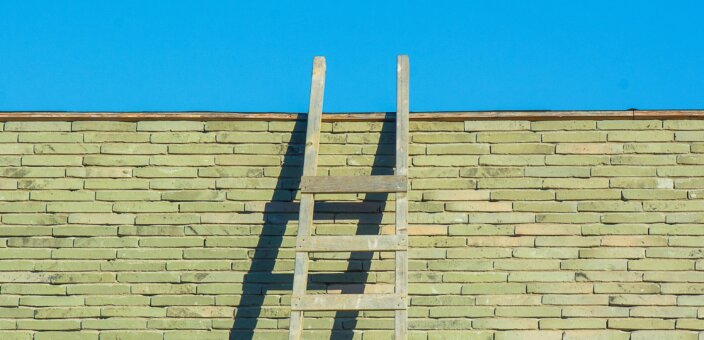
[0,118,703,339]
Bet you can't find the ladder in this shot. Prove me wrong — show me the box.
[288,55,409,340]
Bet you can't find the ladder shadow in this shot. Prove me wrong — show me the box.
[330,120,395,339]
[230,119,396,339]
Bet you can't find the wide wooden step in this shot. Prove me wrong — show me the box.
[291,294,406,311]
[300,175,407,193]
[296,235,407,252]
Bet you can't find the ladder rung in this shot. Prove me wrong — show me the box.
[291,294,406,311]
[297,235,407,252]
[300,175,407,193]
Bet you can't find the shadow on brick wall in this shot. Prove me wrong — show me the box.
[231,119,395,339]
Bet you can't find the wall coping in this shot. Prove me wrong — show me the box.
[1,110,704,121]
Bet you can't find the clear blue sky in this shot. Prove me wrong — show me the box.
[1,1,703,112]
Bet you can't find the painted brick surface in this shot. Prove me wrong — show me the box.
[0,119,703,339]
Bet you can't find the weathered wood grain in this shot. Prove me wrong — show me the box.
[300,175,407,193]
[297,235,407,252]
[291,294,406,311]
[289,56,326,340]
[395,55,410,340]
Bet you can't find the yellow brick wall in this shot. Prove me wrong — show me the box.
[0,119,702,339]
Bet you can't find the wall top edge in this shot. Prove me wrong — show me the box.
[1,110,704,121]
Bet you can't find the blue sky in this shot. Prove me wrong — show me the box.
[1,1,703,112]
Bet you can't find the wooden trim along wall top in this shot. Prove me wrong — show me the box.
[1,110,704,121]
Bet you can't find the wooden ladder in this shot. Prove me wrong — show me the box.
[288,55,409,340]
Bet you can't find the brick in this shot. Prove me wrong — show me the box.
[495,330,561,340]
[83,155,150,166]
[596,283,660,294]
[113,202,178,213]
[411,178,475,189]
[524,166,590,178]
[492,190,554,201]
[216,132,281,143]
[608,318,674,330]
[563,330,629,340]
[135,214,200,225]
[99,332,163,340]
[461,166,523,177]
[2,214,67,225]
[52,248,116,259]
[422,190,490,201]
[541,318,606,329]
[468,212,534,224]
[84,132,150,143]
[664,120,704,130]
[479,155,545,166]
[542,294,608,305]
[23,155,83,166]
[0,332,33,340]
[611,177,672,189]
[35,307,101,319]
[577,201,641,212]
[151,132,216,143]
[508,271,574,282]
[428,306,494,317]
[34,144,100,155]
[96,190,161,201]
[68,213,135,225]
[426,143,489,154]
[608,131,673,141]
[413,155,478,166]
[542,131,606,142]
[72,121,136,131]
[472,318,537,330]
[0,144,34,154]
[675,131,704,142]
[658,166,704,177]
[168,144,233,154]
[624,142,690,153]
[515,224,581,235]
[632,331,697,339]
[611,154,677,165]
[579,248,644,259]
[592,166,656,177]
[446,201,512,212]
[526,283,592,293]
[0,156,21,166]
[82,319,148,330]
[101,143,167,154]
[151,155,215,166]
[601,213,665,223]
[598,120,662,130]
[134,167,197,178]
[461,283,525,295]
[610,294,676,306]
[67,167,132,178]
[491,143,554,154]
[536,236,600,247]
[205,121,268,131]
[48,202,112,213]
[151,179,215,190]
[622,189,686,200]
[555,143,623,154]
[0,167,64,178]
[467,121,530,131]
[427,331,492,340]
[137,121,204,131]
[5,122,72,131]
[545,155,609,165]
